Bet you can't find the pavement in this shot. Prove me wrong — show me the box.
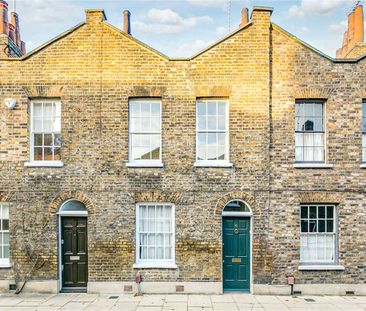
[0,293,365,310]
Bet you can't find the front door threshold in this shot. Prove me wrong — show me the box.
[60,287,87,293]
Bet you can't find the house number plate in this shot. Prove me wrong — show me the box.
[70,256,80,261]
[232,258,241,263]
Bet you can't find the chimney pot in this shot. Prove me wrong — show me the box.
[354,5,364,43]
[0,0,8,35]
[10,12,20,47]
[240,8,249,28]
[123,10,131,35]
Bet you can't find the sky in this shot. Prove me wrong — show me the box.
[13,0,365,58]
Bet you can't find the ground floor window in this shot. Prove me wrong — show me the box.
[0,204,9,267]
[136,204,175,267]
[300,205,336,264]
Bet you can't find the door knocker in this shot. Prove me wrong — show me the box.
[234,228,239,235]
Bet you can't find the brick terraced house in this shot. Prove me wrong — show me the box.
[1,2,366,295]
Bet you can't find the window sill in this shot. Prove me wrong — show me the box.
[298,265,345,271]
[294,163,334,169]
[0,260,11,268]
[360,163,366,168]
[194,161,233,168]
[133,262,177,269]
[24,161,64,168]
[126,162,164,168]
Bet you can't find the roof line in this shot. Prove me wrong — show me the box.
[1,22,86,61]
[103,22,170,61]
[179,21,253,61]
[271,23,335,62]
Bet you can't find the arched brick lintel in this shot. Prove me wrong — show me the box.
[215,191,255,216]
[48,191,94,214]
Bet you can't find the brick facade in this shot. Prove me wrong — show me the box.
[1,6,366,294]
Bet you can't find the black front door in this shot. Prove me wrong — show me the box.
[61,217,88,290]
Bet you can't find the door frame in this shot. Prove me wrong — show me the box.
[57,199,88,292]
[221,200,253,293]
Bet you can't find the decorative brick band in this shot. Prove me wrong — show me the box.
[297,191,343,204]
[215,191,255,216]
[127,86,167,97]
[194,86,232,97]
[291,87,333,99]
[22,85,64,98]
[128,191,194,205]
[0,191,14,202]
[48,191,94,214]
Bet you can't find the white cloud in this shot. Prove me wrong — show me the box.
[187,0,227,8]
[175,39,213,56]
[216,26,227,35]
[133,8,212,34]
[301,26,310,33]
[18,0,80,24]
[329,20,347,32]
[289,0,354,17]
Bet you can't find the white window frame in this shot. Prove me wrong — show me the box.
[295,100,326,164]
[134,203,176,269]
[0,204,10,268]
[127,99,163,168]
[26,99,63,167]
[299,204,338,266]
[194,99,232,167]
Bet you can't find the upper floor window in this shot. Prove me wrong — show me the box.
[295,101,325,163]
[30,100,61,162]
[362,100,366,162]
[196,99,230,166]
[0,204,9,267]
[135,203,175,268]
[300,205,337,264]
[128,99,162,167]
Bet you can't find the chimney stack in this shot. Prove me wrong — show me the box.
[10,12,20,47]
[239,8,249,28]
[337,4,365,58]
[0,0,8,35]
[123,10,131,35]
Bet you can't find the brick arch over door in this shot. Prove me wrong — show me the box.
[215,191,256,216]
[48,191,94,214]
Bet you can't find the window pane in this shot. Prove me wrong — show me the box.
[314,104,323,117]
[304,119,314,131]
[3,232,8,244]
[304,133,314,146]
[54,148,61,161]
[44,134,53,146]
[207,102,216,115]
[309,220,317,232]
[151,117,160,132]
[217,116,226,131]
[197,116,206,131]
[295,147,303,162]
[313,118,323,131]
[54,134,62,147]
[197,102,205,116]
[43,103,54,117]
[301,220,308,232]
[309,206,317,219]
[34,147,43,161]
[151,103,160,117]
[1,206,8,220]
[295,117,304,131]
[207,133,217,145]
[295,103,303,116]
[314,147,324,162]
[3,246,8,259]
[318,206,325,218]
[300,206,308,218]
[327,206,334,219]
[33,117,42,132]
[34,134,42,146]
[217,102,226,115]
[303,147,313,162]
[295,133,303,147]
[207,146,218,160]
[318,220,325,232]
[304,104,313,117]
[217,145,225,160]
[207,116,217,130]
[130,103,140,118]
[43,118,52,132]
[326,220,334,233]
[44,148,52,161]
[53,117,61,132]
[141,103,150,117]
[33,103,42,117]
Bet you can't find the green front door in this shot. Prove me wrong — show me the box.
[223,217,250,292]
